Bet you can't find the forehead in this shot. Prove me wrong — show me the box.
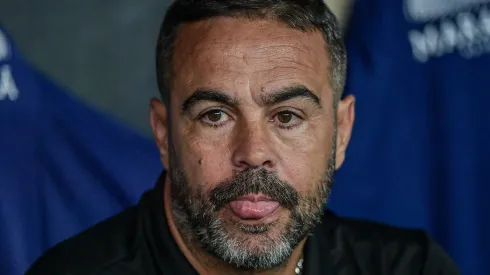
[171,17,331,100]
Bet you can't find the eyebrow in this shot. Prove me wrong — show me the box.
[181,85,322,114]
[182,89,239,114]
[261,85,322,109]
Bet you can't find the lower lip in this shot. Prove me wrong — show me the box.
[228,200,280,220]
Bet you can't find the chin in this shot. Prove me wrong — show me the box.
[219,208,291,248]
[199,207,304,270]
[208,220,296,270]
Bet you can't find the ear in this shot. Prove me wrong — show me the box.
[335,95,355,170]
[150,98,170,169]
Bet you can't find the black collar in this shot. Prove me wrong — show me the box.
[303,212,337,275]
[139,172,197,274]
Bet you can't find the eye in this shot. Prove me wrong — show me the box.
[199,109,231,127]
[205,110,224,122]
[277,112,293,124]
[272,111,303,129]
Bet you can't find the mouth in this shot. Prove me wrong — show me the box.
[227,194,281,220]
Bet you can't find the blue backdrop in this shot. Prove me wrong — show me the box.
[329,1,490,274]
[0,26,162,275]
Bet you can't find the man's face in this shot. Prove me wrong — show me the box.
[151,17,354,270]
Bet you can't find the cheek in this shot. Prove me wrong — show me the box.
[279,127,332,193]
[178,131,235,192]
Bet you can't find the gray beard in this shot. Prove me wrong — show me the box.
[167,137,336,271]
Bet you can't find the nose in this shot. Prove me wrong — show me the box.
[231,123,277,170]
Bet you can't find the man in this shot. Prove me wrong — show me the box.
[26,0,459,274]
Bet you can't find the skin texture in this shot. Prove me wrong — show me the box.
[150,17,355,275]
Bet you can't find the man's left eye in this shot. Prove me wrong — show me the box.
[272,111,302,128]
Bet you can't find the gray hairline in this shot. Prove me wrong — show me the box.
[156,16,346,107]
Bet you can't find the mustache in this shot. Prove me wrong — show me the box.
[209,168,299,210]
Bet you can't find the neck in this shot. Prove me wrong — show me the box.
[162,175,306,275]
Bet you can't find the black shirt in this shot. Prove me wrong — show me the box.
[26,180,459,275]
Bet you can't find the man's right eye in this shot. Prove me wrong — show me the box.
[199,109,231,127]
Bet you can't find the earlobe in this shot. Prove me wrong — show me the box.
[150,98,170,168]
[334,95,356,170]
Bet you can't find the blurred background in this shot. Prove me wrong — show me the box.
[1,0,489,274]
[0,0,171,135]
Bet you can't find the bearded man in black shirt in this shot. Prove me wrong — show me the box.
[26,0,459,274]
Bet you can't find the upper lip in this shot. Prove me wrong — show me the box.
[234,194,274,202]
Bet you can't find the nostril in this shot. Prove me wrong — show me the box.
[262,160,274,169]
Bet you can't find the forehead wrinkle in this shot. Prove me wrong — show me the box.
[194,43,324,80]
[176,18,326,63]
[172,17,331,101]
